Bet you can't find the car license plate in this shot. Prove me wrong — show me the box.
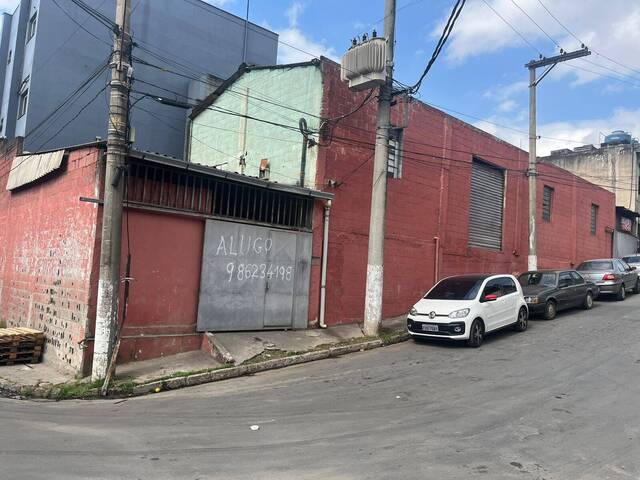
[422,324,439,332]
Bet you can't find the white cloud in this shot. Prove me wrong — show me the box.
[476,107,640,156]
[483,80,528,101]
[285,1,303,28]
[438,0,640,87]
[497,99,517,113]
[276,1,337,64]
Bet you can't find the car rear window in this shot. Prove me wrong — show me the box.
[623,256,640,263]
[577,261,613,271]
[518,272,556,287]
[425,277,484,301]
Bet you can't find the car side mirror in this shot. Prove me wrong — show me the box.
[631,266,637,271]
[483,294,498,302]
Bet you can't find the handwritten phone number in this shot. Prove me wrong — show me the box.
[226,263,293,282]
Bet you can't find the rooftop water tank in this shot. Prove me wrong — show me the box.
[341,37,387,91]
[603,130,632,145]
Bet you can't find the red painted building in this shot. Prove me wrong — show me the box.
[0,58,616,374]
[314,60,614,325]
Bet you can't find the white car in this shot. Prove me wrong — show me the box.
[407,274,529,347]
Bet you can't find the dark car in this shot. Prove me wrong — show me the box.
[576,258,639,301]
[517,270,598,320]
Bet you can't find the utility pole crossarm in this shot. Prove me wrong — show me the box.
[525,47,591,69]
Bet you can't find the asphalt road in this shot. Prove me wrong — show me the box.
[2,296,640,480]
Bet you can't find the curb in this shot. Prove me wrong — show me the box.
[1,332,410,400]
[126,338,385,396]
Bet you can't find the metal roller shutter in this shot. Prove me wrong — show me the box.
[469,159,504,250]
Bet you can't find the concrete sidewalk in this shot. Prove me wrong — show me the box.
[0,317,407,399]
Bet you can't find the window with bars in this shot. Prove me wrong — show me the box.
[387,128,403,179]
[126,161,315,230]
[590,204,598,235]
[542,185,553,222]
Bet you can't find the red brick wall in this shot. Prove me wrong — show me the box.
[537,163,614,268]
[0,142,103,372]
[316,60,614,325]
[116,208,205,362]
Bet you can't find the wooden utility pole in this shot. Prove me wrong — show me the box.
[525,47,590,271]
[363,0,396,336]
[92,0,132,381]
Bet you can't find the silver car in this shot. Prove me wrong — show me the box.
[576,258,640,301]
[622,255,640,270]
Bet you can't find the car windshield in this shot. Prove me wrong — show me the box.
[577,261,613,271]
[425,277,484,301]
[518,272,557,287]
[623,256,640,263]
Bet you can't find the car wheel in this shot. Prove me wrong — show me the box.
[583,292,594,310]
[512,307,528,332]
[634,279,640,294]
[543,300,557,320]
[466,319,484,348]
[617,284,626,301]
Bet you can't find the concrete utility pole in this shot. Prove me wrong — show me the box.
[525,47,590,271]
[363,0,395,336]
[92,0,132,381]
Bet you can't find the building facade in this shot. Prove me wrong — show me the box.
[541,142,639,256]
[0,59,617,375]
[0,139,329,373]
[0,0,278,158]
[189,58,616,327]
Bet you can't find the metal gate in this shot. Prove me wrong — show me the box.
[613,230,639,258]
[196,219,312,331]
[468,159,505,250]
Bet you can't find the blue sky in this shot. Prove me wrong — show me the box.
[3,0,639,154]
[217,0,640,154]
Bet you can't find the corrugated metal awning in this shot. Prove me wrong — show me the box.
[6,150,65,191]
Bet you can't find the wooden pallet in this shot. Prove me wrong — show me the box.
[0,328,44,365]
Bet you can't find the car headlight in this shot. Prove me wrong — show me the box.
[448,308,470,319]
[524,296,540,304]
[409,307,418,316]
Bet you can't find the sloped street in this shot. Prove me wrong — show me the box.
[2,296,640,480]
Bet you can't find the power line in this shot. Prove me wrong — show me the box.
[0,83,109,181]
[483,0,640,90]
[508,0,562,50]
[25,59,110,144]
[534,0,640,79]
[176,0,411,90]
[132,102,319,187]
[408,0,467,94]
[34,0,110,77]
[134,62,590,151]
[34,85,109,153]
[136,73,594,168]
[534,0,581,47]
[68,0,118,32]
[563,63,640,89]
[51,0,112,46]
[480,0,542,55]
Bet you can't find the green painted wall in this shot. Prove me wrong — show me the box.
[190,65,323,189]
